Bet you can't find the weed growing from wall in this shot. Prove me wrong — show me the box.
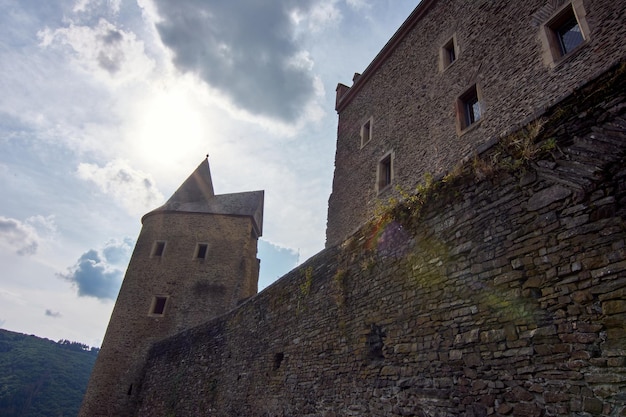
[332,268,347,308]
[299,266,313,297]
[296,266,314,315]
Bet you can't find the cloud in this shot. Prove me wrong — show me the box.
[59,238,134,300]
[102,237,134,265]
[345,0,370,10]
[150,0,330,122]
[77,159,164,216]
[45,309,62,318]
[73,0,122,15]
[38,18,155,85]
[0,215,56,256]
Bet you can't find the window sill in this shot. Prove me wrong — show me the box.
[549,40,589,70]
[377,184,393,196]
[441,58,458,73]
[458,118,483,137]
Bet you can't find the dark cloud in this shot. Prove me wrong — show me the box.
[152,0,318,122]
[97,27,125,74]
[59,238,133,300]
[97,50,122,73]
[45,309,62,318]
[102,29,123,44]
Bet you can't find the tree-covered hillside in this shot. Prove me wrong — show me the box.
[0,329,98,417]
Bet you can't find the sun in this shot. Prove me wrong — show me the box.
[131,86,208,167]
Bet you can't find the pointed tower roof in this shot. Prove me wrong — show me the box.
[143,157,264,236]
[163,158,215,206]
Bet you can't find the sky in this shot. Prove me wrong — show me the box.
[0,0,418,347]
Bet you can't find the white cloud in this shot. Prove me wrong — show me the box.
[0,288,26,306]
[77,159,164,216]
[345,0,370,10]
[0,215,56,256]
[306,0,343,31]
[38,18,155,87]
[73,0,122,14]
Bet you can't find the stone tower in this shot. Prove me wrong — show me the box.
[79,158,264,417]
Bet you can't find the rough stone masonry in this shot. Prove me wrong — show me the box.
[135,65,626,416]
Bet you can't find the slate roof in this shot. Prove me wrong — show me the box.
[143,158,264,236]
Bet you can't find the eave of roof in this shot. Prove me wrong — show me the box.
[335,0,437,112]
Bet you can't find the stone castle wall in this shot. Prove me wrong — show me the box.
[133,65,626,416]
[326,0,626,246]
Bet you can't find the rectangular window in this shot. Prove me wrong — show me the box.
[377,152,393,193]
[361,118,372,147]
[196,243,208,259]
[555,14,583,55]
[151,241,165,257]
[440,36,457,70]
[540,1,588,66]
[457,85,483,133]
[465,93,481,125]
[150,296,168,315]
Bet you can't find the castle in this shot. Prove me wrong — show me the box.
[79,159,263,416]
[81,1,626,415]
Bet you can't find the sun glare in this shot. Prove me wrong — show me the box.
[132,88,207,167]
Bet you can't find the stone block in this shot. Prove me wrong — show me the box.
[603,300,626,315]
[583,397,604,415]
[527,185,572,212]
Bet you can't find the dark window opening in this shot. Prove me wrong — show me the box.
[465,94,481,125]
[196,243,208,259]
[544,4,586,61]
[127,384,133,396]
[152,241,165,257]
[556,15,583,55]
[152,296,167,315]
[378,154,392,192]
[458,85,482,131]
[273,352,284,370]
[367,324,386,360]
[361,119,372,147]
[442,37,457,68]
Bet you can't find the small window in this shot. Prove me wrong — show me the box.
[150,296,168,315]
[377,152,393,193]
[361,118,372,147]
[540,1,589,66]
[440,36,457,70]
[555,14,583,55]
[457,85,483,133]
[151,241,165,257]
[195,243,208,259]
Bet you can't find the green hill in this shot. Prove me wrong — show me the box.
[0,329,98,417]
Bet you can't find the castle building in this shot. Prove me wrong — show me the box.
[326,0,625,246]
[82,1,626,415]
[79,158,263,417]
